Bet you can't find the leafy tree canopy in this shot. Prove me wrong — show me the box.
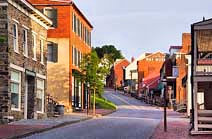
[94,45,124,61]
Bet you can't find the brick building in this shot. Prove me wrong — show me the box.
[106,59,130,88]
[137,52,166,96]
[175,33,191,105]
[0,0,52,120]
[28,0,93,111]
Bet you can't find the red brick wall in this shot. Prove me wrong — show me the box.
[137,52,165,93]
[114,60,130,88]
[175,33,191,104]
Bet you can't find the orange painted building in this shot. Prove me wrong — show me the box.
[137,52,166,94]
[175,33,191,104]
[28,0,93,111]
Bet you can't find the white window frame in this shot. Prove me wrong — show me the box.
[23,28,28,57]
[13,23,19,53]
[11,70,21,111]
[40,39,44,64]
[36,79,45,114]
[32,33,37,61]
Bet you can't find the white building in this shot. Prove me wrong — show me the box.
[125,53,151,91]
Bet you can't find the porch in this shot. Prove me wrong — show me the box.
[192,79,212,134]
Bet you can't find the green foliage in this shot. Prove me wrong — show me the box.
[0,36,6,43]
[94,45,124,62]
[91,96,116,110]
[80,50,104,96]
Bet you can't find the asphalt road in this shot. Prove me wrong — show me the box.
[24,89,163,139]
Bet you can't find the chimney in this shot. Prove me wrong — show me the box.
[131,57,135,63]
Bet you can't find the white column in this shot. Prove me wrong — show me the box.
[193,81,198,131]
[186,55,192,117]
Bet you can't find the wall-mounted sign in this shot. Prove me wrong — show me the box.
[172,66,179,78]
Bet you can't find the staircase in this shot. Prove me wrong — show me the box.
[46,94,60,117]
[198,110,212,130]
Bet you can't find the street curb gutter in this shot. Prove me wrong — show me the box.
[7,117,92,139]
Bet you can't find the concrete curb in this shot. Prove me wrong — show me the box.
[7,117,92,139]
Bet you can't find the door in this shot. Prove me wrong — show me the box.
[26,75,35,119]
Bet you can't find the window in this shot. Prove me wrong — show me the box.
[78,50,80,66]
[12,23,18,52]
[77,18,80,36]
[72,13,77,33]
[40,39,44,64]
[32,34,37,60]
[72,46,74,65]
[89,32,91,46]
[44,8,57,27]
[81,24,83,39]
[47,42,58,63]
[23,29,28,56]
[36,79,44,113]
[74,48,78,66]
[11,71,21,110]
[72,13,74,32]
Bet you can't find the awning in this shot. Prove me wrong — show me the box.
[142,72,160,90]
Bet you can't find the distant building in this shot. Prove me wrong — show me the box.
[175,33,191,114]
[0,0,52,120]
[125,53,151,93]
[28,0,93,111]
[106,59,130,88]
[137,52,166,98]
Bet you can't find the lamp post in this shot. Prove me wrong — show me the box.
[162,79,167,132]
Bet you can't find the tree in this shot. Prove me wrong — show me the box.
[94,45,124,62]
[80,50,105,116]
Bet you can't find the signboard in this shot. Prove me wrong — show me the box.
[172,66,179,78]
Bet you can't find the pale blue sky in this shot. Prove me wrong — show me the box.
[74,0,212,60]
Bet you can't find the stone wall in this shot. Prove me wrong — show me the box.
[0,2,9,119]
[0,2,48,120]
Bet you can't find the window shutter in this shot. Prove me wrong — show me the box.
[53,43,58,62]
[52,9,57,27]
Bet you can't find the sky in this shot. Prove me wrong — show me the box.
[73,0,212,60]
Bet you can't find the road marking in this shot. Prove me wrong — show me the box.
[110,93,140,110]
[104,116,160,121]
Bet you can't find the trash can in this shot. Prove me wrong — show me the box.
[55,105,65,115]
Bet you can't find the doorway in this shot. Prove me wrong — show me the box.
[24,75,35,119]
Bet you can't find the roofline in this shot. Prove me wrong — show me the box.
[31,1,93,29]
[142,51,165,59]
[192,18,212,26]
[169,46,182,52]
[71,2,93,29]
[17,0,52,26]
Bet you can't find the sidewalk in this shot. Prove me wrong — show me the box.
[151,111,212,139]
[0,109,114,139]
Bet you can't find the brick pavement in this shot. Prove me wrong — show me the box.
[0,112,100,139]
[151,111,212,139]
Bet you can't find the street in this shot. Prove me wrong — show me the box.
[24,89,163,139]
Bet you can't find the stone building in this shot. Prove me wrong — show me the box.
[28,0,93,111]
[0,0,52,121]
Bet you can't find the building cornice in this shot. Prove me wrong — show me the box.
[8,0,52,29]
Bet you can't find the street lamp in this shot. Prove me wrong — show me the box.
[161,78,167,132]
